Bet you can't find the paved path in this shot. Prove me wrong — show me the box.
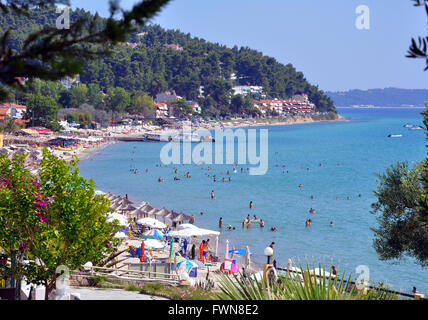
[69,287,168,300]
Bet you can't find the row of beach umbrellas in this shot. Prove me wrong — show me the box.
[105,192,193,224]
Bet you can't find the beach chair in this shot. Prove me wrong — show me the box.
[220,258,234,275]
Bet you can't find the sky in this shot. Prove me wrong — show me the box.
[70,0,428,92]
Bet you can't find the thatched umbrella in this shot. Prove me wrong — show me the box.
[121,199,134,205]
[163,210,178,224]
[172,212,192,223]
[146,207,159,218]
[128,207,148,219]
[154,208,169,219]
[139,204,154,214]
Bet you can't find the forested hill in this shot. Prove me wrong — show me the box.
[1,6,336,113]
[326,88,428,107]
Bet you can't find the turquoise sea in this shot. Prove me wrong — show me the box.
[79,107,428,294]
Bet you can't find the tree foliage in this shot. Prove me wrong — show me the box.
[407,0,428,70]
[0,150,119,299]
[371,103,428,267]
[0,0,172,102]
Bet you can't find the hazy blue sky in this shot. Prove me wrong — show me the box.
[70,0,428,92]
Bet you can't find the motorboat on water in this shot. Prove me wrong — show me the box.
[388,134,403,138]
[403,123,413,128]
[409,125,423,130]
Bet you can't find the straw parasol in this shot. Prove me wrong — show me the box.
[146,207,159,217]
[172,212,191,223]
[139,203,154,214]
[153,207,169,218]
[162,210,178,223]
[128,206,149,219]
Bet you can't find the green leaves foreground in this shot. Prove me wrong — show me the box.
[0,149,120,299]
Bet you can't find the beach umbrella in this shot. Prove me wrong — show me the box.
[139,203,154,213]
[225,240,229,259]
[128,207,148,219]
[176,259,198,269]
[162,211,177,222]
[121,199,134,205]
[114,231,127,239]
[143,239,164,249]
[229,248,247,256]
[136,217,166,229]
[177,223,199,230]
[172,213,192,223]
[141,229,165,240]
[107,213,129,226]
[155,208,169,217]
[146,207,159,217]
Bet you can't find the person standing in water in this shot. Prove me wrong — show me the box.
[219,217,223,228]
[211,190,215,200]
[249,201,253,209]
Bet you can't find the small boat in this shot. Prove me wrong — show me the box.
[409,126,423,130]
[388,134,403,138]
[403,123,413,128]
[171,132,215,143]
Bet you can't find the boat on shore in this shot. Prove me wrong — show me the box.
[142,133,170,142]
[171,132,215,143]
[388,134,403,138]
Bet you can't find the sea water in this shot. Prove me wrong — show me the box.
[79,107,428,294]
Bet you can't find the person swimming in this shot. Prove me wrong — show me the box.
[298,184,303,188]
[260,219,264,227]
[309,208,316,214]
[270,226,277,231]
[330,221,334,227]
[174,176,180,181]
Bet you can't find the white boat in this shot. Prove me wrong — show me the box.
[171,132,214,143]
[409,126,423,130]
[403,123,413,128]
[388,134,403,138]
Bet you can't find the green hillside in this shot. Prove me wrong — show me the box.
[1,6,336,115]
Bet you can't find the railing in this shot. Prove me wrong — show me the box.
[275,267,426,300]
[73,264,180,284]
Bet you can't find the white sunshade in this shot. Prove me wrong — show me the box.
[169,225,220,238]
[114,231,127,239]
[136,217,166,229]
[143,239,165,249]
[177,223,199,230]
[107,213,129,226]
